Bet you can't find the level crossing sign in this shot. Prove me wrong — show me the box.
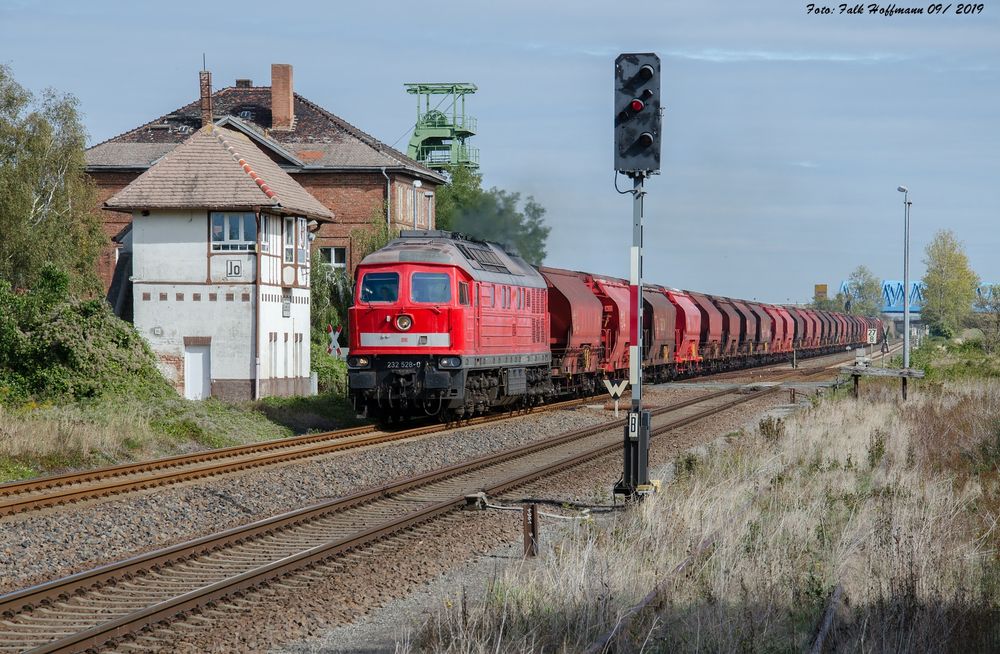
[327,324,343,357]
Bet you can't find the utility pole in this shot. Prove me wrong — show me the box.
[612,53,661,500]
[898,185,911,399]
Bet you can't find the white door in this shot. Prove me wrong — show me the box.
[184,344,211,400]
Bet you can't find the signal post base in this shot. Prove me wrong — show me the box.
[613,409,652,501]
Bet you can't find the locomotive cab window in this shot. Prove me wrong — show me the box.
[458,282,470,306]
[411,273,451,303]
[360,272,399,303]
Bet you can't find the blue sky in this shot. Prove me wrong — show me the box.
[2,0,997,302]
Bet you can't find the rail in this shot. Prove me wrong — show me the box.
[0,386,778,653]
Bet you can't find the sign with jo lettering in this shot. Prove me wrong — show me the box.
[226,260,242,278]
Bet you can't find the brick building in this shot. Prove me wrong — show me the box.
[86,64,445,289]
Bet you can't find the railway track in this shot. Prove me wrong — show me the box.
[0,384,780,654]
[0,397,594,517]
[682,341,902,383]
[0,343,885,519]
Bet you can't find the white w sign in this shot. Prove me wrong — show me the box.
[603,379,629,399]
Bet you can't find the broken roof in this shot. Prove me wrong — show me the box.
[104,125,334,221]
[86,85,445,183]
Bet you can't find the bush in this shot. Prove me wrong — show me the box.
[311,341,348,395]
[0,265,172,403]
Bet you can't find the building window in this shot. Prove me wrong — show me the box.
[284,217,294,263]
[297,218,307,265]
[211,212,256,251]
[318,247,347,270]
[260,216,271,253]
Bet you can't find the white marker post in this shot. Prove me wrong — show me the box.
[603,379,629,418]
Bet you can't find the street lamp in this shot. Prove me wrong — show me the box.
[412,180,423,229]
[897,185,911,393]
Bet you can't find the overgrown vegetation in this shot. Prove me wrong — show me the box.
[910,336,1000,381]
[0,254,357,484]
[413,385,1000,652]
[0,265,172,404]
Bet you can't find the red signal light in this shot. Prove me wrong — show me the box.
[630,99,645,112]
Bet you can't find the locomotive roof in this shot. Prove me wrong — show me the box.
[359,230,547,289]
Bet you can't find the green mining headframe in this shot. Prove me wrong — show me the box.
[405,83,479,172]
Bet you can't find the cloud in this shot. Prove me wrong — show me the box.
[663,48,908,64]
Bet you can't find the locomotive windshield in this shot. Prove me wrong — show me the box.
[360,272,399,303]
[411,273,452,304]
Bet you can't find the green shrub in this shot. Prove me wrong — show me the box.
[0,265,172,403]
[311,342,348,395]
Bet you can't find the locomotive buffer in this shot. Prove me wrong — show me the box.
[612,53,661,500]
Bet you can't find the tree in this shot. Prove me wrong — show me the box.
[434,164,550,265]
[0,65,103,295]
[974,284,1000,353]
[811,290,847,312]
[843,265,883,316]
[921,229,979,338]
[435,164,482,232]
[351,203,399,263]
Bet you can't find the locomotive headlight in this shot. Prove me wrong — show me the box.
[395,314,413,331]
[438,356,462,369]
[347,356,370,368]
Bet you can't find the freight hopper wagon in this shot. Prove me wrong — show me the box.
[347,231,552,419]
[348,231,884,419]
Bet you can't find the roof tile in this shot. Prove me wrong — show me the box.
[86,86,444,182]
[104,126,334,221]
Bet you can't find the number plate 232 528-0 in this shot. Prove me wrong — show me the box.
[385,360,420,370]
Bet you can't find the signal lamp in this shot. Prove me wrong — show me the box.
[347,356,370,368]
[438,356,462,369]
[637,132,654,148]
[395,314,413,331]
[630,99,645,112]
[638,64,655,81]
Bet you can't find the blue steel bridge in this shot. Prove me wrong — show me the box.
[838,281,997,315]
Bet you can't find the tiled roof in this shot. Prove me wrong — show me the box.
[104,126,334,221]
[86,86,445,182]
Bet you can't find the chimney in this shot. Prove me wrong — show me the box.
[271,63,294,130]
[235,78,253,88]
[199,70,213,129]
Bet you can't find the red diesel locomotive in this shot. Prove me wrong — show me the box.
[347,231,552,419]
[347,231,883,419]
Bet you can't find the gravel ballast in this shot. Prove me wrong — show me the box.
[96,389,794,653]
[0,388,707,595]
[268,391,797,653]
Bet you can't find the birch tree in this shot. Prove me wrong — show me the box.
[0,65,102,295]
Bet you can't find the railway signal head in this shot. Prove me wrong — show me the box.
[614,52,661,175]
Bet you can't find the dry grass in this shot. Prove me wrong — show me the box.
[0,402,152,477]
[413,382,1000,653]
